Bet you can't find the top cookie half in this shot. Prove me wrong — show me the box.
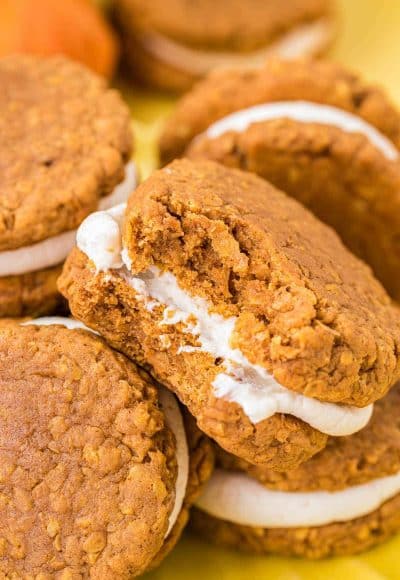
[0,55,132,252]
[159,58,400,300]
[59,159,400,468]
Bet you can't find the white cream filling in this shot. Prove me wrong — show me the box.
[76,205,373,437]
[21,316,93,332]
[141,19,332,75]
[202,101,399,161]
[158,388,189,536]
[0,161,137,278]
[22,315,189,538]
[195,468,400,528]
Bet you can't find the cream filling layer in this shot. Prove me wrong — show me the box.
[203,101,399,161]
[22,316,189,538]
[141,19,332,75]
[0,161,137,277]
[195,468,400,528]
[76,205,373,437]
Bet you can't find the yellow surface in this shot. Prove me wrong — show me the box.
[119,1,400,578]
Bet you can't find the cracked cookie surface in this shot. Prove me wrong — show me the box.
[59,159,400,469]
[160,58,400,299]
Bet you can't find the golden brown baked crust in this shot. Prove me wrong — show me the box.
[159,59,400,163]
[187,117,400,300]
[59,160,400,468]
[0,324,176,578]
[121,160,400,405]
[192,384,400,557]
[0,55,132,251]
[114,1,334,91]
[0,264,65,318]
[218,382,400,491]
[191,495,400,558]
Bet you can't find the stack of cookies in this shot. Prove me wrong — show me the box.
[59,156,400,560]
[2,13,400,577]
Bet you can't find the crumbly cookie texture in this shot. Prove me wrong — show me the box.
[218,383,400,491]
[59,160,400,468]
[121,160,400,404]
[159,58,400,163]
[191,494,400,558]
[187,117,400,300]
[0,55,132,251]
[0,264,65,318]
[0,324,176,578]
[59,247,328,469]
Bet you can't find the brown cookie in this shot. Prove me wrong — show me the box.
[0,54,134,318]
[160,58,400,300]
[192,383,400,558]
[0,318,212,577]
[58,159,400,470]
[0,265,65,318]
[114,0,335,92]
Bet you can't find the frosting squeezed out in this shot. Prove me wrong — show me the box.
[203,101,399,161]
[22,316,188,538]
[0,161,136,277]
[142,19,332,75]
[76,206,373,437]
[195,468,400,528]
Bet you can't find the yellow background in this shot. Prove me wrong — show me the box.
[119,1,400,578]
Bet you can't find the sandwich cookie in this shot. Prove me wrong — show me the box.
[114,0,335,92]
[0,317,213,578]
[59,159,400,470]
[192,383,400,558]
[0,54,135,318]
[160,58,400,300]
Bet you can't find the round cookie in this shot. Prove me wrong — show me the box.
[0,317,213,578]
[0,54,135,318]
[114,0,335,92]
[58,159,400,470]
[160,58,400,300]
[192,383,400,558]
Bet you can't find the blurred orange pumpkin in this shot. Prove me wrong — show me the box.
[0,0,119,78]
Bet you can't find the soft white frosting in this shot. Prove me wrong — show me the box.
[76,203,126,272]
[76,206,373,437]
[141,19,332,75]
[0,161,136,277]
[158,388,189,536]
[22,316,93,332]
[195,468,400,528]
[22,315,189,538]
[203,101,399,161]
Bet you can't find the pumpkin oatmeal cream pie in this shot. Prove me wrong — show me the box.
[59,159,400,470]
[0,54,135,318]
[0,317,213,578]
[160,58,400,301]
[192,382,400,558]
[114,0,336,92]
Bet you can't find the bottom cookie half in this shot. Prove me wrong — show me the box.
[0,264,65,318]
[191,493,400,559]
